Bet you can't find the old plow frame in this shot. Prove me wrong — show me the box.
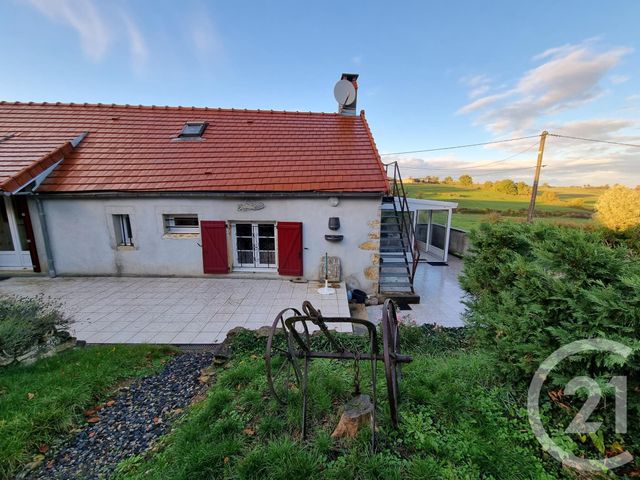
[265,299,412,444]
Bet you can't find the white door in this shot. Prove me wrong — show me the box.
[232,223,277,271]
[0,197,33,269]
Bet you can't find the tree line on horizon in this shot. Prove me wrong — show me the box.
[406,174,639,195]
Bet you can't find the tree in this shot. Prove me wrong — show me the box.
[494,179,518,195]
[425,175,440,184]
[443,176,454,185]
[458,174,473,186]
[516,181,531,196]
[595,185,640,231]
[482,181,494,190]
[566,198,585,208]
[539,190,559,203]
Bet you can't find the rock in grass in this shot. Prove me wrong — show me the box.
[331,394,373,439]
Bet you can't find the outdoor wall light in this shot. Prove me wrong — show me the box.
[328,217,340,231]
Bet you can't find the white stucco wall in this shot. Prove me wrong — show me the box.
[39,196,382,292]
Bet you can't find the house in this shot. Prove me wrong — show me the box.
[0,75,404,294]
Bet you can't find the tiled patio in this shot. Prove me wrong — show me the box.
[367,254,466,328]
[409,254,466,327]
[0,276,350,344]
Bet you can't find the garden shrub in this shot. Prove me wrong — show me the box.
[0,295,69,365]
[460,222,640,383]
[460,222,640,468]
[594,185,640,231]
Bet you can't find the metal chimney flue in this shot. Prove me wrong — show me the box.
[334,73,359,115]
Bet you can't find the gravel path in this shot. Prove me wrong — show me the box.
[26,351,215,480]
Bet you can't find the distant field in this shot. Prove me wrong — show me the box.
[451,212,595,231]
[405,183,604,231]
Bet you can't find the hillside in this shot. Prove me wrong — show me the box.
[404,183,605,230]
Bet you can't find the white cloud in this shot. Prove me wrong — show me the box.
[187,12,223,64]
[459,74,492,99]
[390,116,640,186]
[611,74,630,84]
[25,0,110,61]
[120,12,148,75]
[458,41,633,134]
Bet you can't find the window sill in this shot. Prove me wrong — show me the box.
[162,233,200,240]
[116,245,135,251]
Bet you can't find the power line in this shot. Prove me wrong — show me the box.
[457,141,539,170]
[394,141,539,172]
[381,131,640,158]
[548,133,640,148]
[465,165,541,178]
[380,134,541,156]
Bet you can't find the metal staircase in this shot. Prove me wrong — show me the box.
[378,162,420,299]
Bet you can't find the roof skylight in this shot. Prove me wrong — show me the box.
[179,122,207,138]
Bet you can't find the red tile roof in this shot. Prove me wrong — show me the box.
[0,102,389,194]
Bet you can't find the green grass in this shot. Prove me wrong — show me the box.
[405,184,603,231]
[0,344,175,479]
[451,212,595,231]
[114,329,564,480]
[405,184,603,214]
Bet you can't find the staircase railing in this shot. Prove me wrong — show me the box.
[384,161,420,285]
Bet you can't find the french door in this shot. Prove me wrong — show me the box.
[0,197,33,269]
[232,223,277,270]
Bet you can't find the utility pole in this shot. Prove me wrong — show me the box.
[527,131,548,223]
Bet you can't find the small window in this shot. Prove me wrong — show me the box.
[164,214,199,234]
[179,122,207,138]
[113,214,133,246]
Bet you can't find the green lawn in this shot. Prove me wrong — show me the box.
[405,183,603,214]
[405,184,603,231]
[451,212,595,231]
[113,330,564,480]
[0,345,175,479]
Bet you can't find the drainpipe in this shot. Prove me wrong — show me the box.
[35,196,56,278]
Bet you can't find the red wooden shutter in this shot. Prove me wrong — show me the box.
[277,222,303,276]
[201,221,229,274]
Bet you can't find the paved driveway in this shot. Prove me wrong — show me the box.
[0,276,350,344]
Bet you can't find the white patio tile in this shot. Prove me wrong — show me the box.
[235,305,256,314]
[217,304,238,314]
[84,331,118,343]
[182,322,210,332]
[192,331,221,343]
[211,312,232,324]
[171,331,199,344]
[150,322,187,333]
[151,331,180,343]
[107,330,140,343]
[127,331,159,343]
[200,323,225,333]
[0,276,351,343]
[229,312,249,323]
[100,321,136,332]
[163,313,197,324]
[248,312,270,323]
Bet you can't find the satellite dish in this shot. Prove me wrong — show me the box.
[334,79,356,105]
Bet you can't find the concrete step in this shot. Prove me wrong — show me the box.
[379,292,421,306]
[379,263,410,270]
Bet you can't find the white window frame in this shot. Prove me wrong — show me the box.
[113,214,134,246]
[231,222,277,271]
[163,214,200,234]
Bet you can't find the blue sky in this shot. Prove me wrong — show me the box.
[1,0,639,185]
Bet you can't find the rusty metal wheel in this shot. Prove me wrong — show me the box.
[381,298,402,428]
[265,308,309,405]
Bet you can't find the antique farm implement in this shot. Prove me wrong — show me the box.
[265,298,412,443]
